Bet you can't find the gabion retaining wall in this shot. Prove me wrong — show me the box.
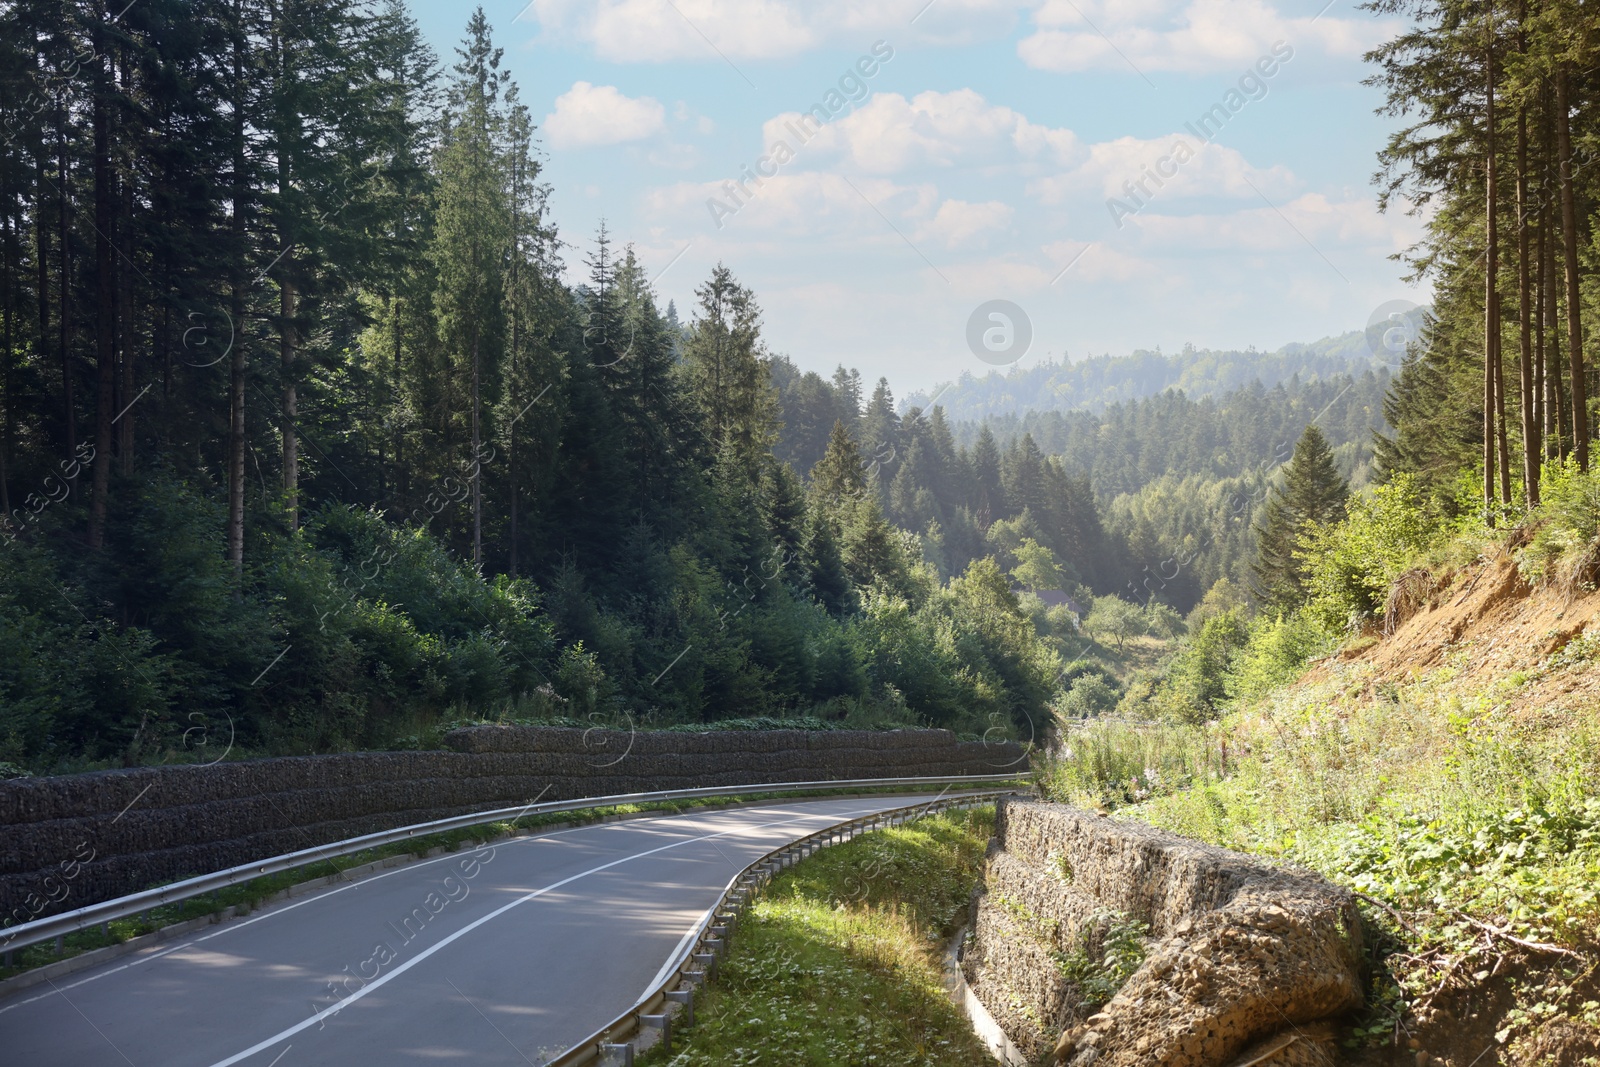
[963,798,1364,1066]
[0,727,1020,930]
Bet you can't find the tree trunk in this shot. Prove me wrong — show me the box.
[471,327,482,567]
[227,1,247,578]
[1556,65,1588,469]
[1516,96,1538,502]
[281,273,297,531]
[118,130,135,478]
[508,157,520,578]
[1546,199,1567,459]
[1483,12,1499,520]
[57,115,74,458]
[88,22,115,551]
[391,293,404,502]
[1537,202,1549,459]
[276,20,299,533]
[35,146,48,375]
[3,208,13,517]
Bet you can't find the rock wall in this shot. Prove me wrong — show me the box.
[963,798,1365,1067]
[1,727,1019,931]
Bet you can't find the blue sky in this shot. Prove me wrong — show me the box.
[410,0,1429,393]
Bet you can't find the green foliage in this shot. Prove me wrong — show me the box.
[551,643,615,717]
[1142,599,1184,640]
[1055,909,1151,1011]
[1055,674,1119,719]
[1112,673,1600,1055]
[1185,577,1251,630]
[1155,610,1251,722]
[856,556,1058,736]
[640,808,997,1067]
[1224,612,1334,705]
[1251,425,1350,611]
[1041,720,1217,808]
[1085,595,1146,649]
[1302,472,1441,629]
[1520,459,1600,590]
[1011,537,1065,593]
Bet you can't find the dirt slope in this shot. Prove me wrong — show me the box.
[1314,550,1600,717]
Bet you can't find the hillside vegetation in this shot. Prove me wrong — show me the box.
[1041,464,1600,1064]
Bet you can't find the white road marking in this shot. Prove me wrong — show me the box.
[0,799,881,1015]
[200,802,897,1066]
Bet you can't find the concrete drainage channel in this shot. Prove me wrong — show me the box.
[547,788,1030,1067]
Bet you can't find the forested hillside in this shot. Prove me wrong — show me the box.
[0,4,1085,771]
[901,330,1381,421]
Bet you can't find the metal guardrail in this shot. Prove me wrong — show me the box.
[0,774,1028,959]
[546,787,1029,1067]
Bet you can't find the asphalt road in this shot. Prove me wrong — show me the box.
[0,793,942,1066]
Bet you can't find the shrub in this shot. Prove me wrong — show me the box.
[1042,719,1214,808]
[1163,610,1250,722]
[1301,473,1441,630]
[1520,458,1600,591]
[1055,909,1150,1011]
[1225,611,1334,705]
[1055,675,1120,719]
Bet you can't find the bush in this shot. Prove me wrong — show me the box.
[1054,675,1120,719]
[1163,610,1250,722]
[1520,458,1600,591]
[1225,612,1333,705]
[1301,472,1441,630]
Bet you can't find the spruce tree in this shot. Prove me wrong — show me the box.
[811,419,866,506]
[680,263,776,481]
[971,425,1004,523]
[1250,425,1349,610]
[430,7,510,564]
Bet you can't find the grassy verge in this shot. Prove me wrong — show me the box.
[641,807,997,1067]
[1,784,1017,983]
[1039,666,1600,1056]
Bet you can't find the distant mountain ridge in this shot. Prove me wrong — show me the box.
[904,330,1381,421]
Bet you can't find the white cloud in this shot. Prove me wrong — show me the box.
[916,199,1014,246]
[763,89,1079,175]
[1130,192,1415,254]
[523,0,1022,62]
[1019,0,1398,74]
[523,0,1395,74]
[1030,134,1295,205]
[526,0,820,62]
[543,81,666,149]
[650,172,938,237]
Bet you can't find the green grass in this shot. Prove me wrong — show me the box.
[1042,718,1221,809]
[1,785,1017,982]
[641,807,997,1067]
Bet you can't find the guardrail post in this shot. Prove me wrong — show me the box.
[640,1013,670,1052]
[692,952,717,979]
[598,1042,634,1066]
[665,989,693,1026]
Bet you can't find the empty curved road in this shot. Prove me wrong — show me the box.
[0,794,941,1066]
